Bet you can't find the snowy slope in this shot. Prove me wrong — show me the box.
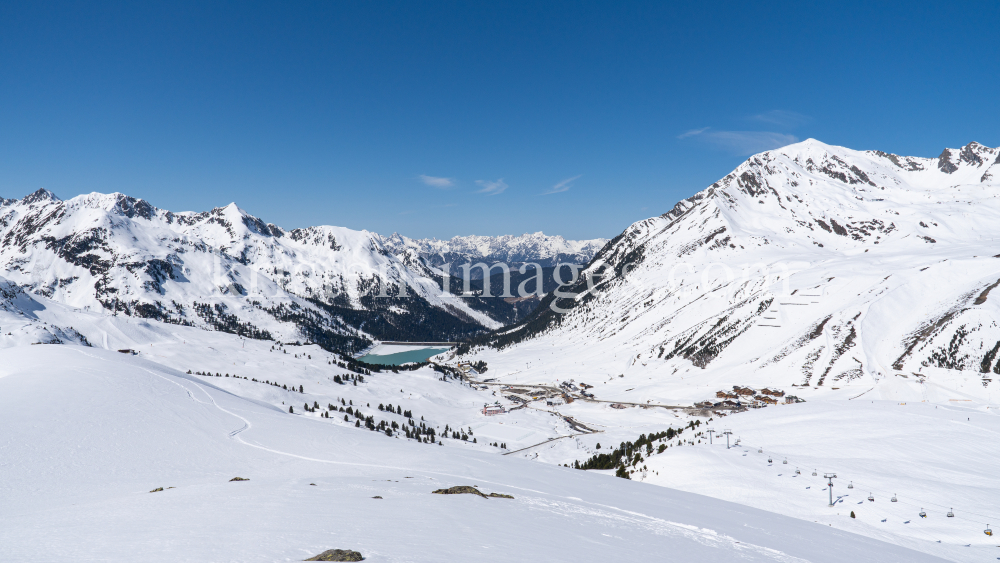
[0,191,501,354]
[382,231,608,274]
[460,140,1000,404]
[0,345,943,563]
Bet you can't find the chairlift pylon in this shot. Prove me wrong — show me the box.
[868,493,875,502]
[848,481,854,489]
[947,508,954,518]
[919,508,927,518]
[891,494,897,502]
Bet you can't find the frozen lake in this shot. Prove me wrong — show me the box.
[358,343,452,365]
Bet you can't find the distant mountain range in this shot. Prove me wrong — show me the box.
[381,232,608,277]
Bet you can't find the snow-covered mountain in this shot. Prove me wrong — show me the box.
[382,231,608,275]
[0,190,506,353]
[459,140,1000,404]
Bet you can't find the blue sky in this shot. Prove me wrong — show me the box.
[1,1,998,240]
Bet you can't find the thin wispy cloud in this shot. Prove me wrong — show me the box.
[677,127,710,139]
[543,174,582,195]
[476,178,508,196]
[678,127,798,156]
[704,131,799,155]
[749,110,811,128]
[418,175,455,188]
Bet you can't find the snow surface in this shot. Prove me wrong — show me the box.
[0,345,943,562]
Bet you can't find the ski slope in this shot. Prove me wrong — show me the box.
[0,346,940,563]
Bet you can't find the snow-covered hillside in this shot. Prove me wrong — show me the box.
[0,345,943,562]
[0,190,503,354]
[382,231,608,275]
[460,140,1000,405]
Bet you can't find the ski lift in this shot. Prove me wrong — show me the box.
[985,524,993,537]
[947,509,954,518]
[758,448,762,453]
[783,458,788,464]
[848,481,854,489]
[891,494,897,502]
[919,508,927,518]
[868,493,875,502]
[795,468,801,475]
[811,469,818,476]
[767,457,772,463]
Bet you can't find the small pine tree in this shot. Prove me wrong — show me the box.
[850,511,856,519]
[596,443,601,449]
[344,415,349,422]
[299,385,303,393]
[289,406,294,413]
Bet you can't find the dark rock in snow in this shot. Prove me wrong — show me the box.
[304,549,365,561]
[432,485,513,499]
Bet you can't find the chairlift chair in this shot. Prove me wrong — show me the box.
[811,469,817,476]
[767,457,772,463]
[783,458,788,464]
[848,481,854,489]
[795,468,801,475]
[947,509,954,518]
[985,524,993,537]
[919,508,927,518]
[891,494,897,502]
[758,448,762,453]
[868,493,875,502]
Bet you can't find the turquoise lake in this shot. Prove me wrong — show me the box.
[358,347,451,366]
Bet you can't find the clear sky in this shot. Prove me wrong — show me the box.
[2,1,998,240]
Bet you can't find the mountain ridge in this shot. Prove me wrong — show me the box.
[457,139,1000,405]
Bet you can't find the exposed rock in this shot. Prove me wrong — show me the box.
[230,477,249,482]
[432,485,513,499]
[149,487,163,493]
[433,485,487,497]
[304,549,365,561]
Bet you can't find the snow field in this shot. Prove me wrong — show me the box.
[0,346,940,562]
